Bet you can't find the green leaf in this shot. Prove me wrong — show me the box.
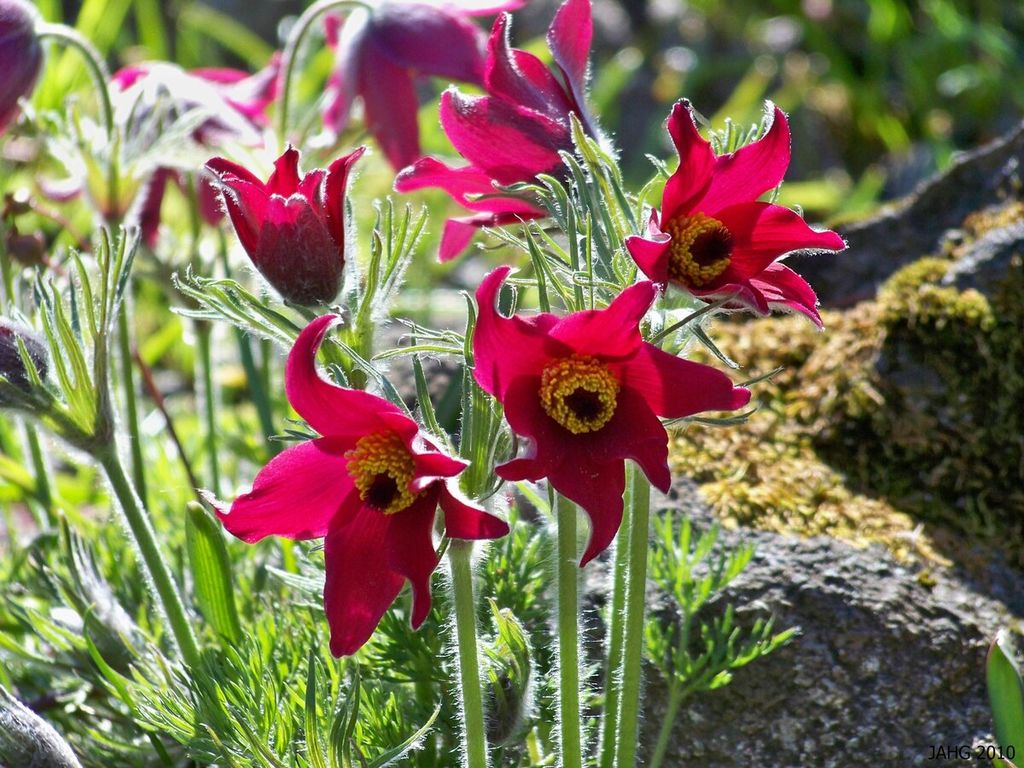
[365,703,441,768]
[185,501,242,644]
[988,630,1024,752]
[306,650,328,768]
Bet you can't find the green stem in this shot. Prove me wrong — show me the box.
[117,306,147,505]
[35,23,118,213]
[194,321,220,495]
[25,426,54,518]
[448,540,489,768]
[97,447,201,670]
[613,466,651,768]
[649,683,684,768]
[598,467,635,768]
[276,0,371,148]
[556,492,583,768]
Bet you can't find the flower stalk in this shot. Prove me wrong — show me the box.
[612,467,651,768]
[276,0,371,148]
[597,468,634,768]
[448,540,490,768]
[97,445,201,670]
[117,305,147,506]
[194,320,221,495]
[556,492,584,768]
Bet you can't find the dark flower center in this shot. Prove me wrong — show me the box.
[663,213,733,288]
[345,432,419,514]
[540,355,620,434]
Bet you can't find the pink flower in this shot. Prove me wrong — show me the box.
[473,267,750,565]
[0,0,42,133]
[216,315,509,656]
[205,145,364,305]
[111,57,281,246]
[395,0,595,261]
[323,0,523,171]
[625,101,846,326]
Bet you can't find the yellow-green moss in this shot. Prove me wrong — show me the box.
[675,200,1024,566]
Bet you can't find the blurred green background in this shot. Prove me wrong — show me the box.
[29,0,1024,225]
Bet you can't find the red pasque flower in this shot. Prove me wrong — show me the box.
[395,0,596,261]
[215,314,509,656]
[0,0,43,133]
[473,267,750,565]
[625,101,845,327]
[111,58,281,246]
[323,0,523,171]
[205,145,364,305]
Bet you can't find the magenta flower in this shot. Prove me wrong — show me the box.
[0,0,43,133]
[625,101,846,326]
[323,0,523,171]
[215,315,509,656]
[395,0,596,261]
[473,267,751,565]
[205,145,364,305]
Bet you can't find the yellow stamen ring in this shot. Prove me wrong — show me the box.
[345,431,420,515]
[663,212,733,288]
[539,354,619,435]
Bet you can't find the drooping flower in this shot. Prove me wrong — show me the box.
[110,57,281,245]
[473,267,750,565]
[215,315,509,656]
[323,0,523,171]
[395,0,596,261]
[0,0,43,133]
[205,145,364,305]
[625,101,845,326]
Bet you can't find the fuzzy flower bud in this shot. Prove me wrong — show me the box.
[0,0,44,133]
[205,146,365,305]
[0,319,48,396]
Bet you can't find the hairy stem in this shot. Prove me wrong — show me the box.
[117,306,147,505]
[97,447,201,670]
[448,540,489,768]
[276,0,372,148]
[556,492,583,768]
[613,466,652,768]
[649,682,684,768]
[194,320,220,495]
[598,466,635,768]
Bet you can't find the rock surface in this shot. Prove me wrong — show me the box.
[802,118,1024,306]
[641,481,1019,768]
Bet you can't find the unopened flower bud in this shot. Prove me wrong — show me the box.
[0,0,44,133]
[0,319,48,393]
[205,145,364,305]
[5,230,46,266]
[483,603,533,745]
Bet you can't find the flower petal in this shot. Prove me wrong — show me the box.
[701,103,791,212]
[411,448,468,492]
[286,315,408,438]
[369,3,487,85]
[439,88,569,184]
[217,437,356,543]
[267,146,302,196]
[385,491,440,628]
[662,101,715,221]
[323,146,365,247]
[473,267,565,399]
[413,0,525,14]
[748,262,823,327]
[323,13,366,135]
[549,281,655,359]
[394,157,543,216]
[440,485,510,540]
[485,14,573,117]
[324,500,404,656]
[358,40,422,170]
[547,0,592,109]
[204,157,269,254]
[716,202,846,279]
[581,386,671,492]
[549,453,625,567]
[620,344,752,419]
[440,217,484,261]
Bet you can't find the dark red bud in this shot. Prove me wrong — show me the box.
[0,0,44,133]
[0,319,48,392]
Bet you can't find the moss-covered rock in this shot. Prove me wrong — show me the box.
[675,200,1024,566]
